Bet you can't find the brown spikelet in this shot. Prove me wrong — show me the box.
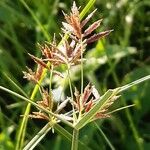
[85,99,93,112]
[42,90,50,107]
[49,43,66,58]
[99,95,120,113]
[23,67,37,83]
[82,83,92,105]
[81,9,97,28]
[70,2,81,38]
[42,89,53,110]
[40,44,52,59]
[63,1,81,39]
[23,71,34,82]
[29,112,49,120]
[64,40,73,57]
[52,52,68,64]
[28,53,49,69]
[83,19,103,37]
[74,87,81,111]
[95,113,110,119]
[70,41,86,64]
[71,44,82,62]
[23,64,44,82]
[92,95,120,121]
[86,30,113,43]
[35,64,44,81]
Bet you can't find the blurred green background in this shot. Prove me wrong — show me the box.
[0,0,149,150]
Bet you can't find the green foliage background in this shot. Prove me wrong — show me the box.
[0,0,149,150]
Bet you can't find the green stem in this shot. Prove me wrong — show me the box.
[78,40,84,121]
[49,65,53,94]
[122,102,143,150]
[106,58,144,150]
[3,72,28,98]
[79,0,96,19]
[106,104,135,115]
[80,41,84,96]
[67,64,77,123]
[23,123,52,150]
[80,60,84,96]
[119,75,150,92]
[67,65,73,100]
[71,129,79,150]
[94,122,115,150]
[20,0,50,41]
[55,124,91,150]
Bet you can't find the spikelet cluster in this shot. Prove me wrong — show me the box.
[23,2,116,122]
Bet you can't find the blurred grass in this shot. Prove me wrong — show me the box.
[0,0,149,150]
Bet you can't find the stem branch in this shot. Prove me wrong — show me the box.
[71,129,79,150]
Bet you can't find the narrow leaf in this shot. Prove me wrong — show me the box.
[79,0,96,20]
[94,122,115,150]
[3,72,28,98]
[106,104,135,115]
[54,124,91,150]
[119,75,150,93]
[23,123,52,150]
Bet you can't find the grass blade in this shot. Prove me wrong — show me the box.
[106,104,135,115]
[54,124,91,150]
[119,75,150,93]
[94,122,115,150]
[80,0,96,20]
[3,73,28,98]
[71,129,79,150]
[23,123,52,150]
[20,0,50,41]
[54,124,72,142]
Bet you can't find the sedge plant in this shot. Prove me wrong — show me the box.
[0,1,150,150]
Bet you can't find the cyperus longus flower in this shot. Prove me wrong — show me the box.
[22,1,116,124]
